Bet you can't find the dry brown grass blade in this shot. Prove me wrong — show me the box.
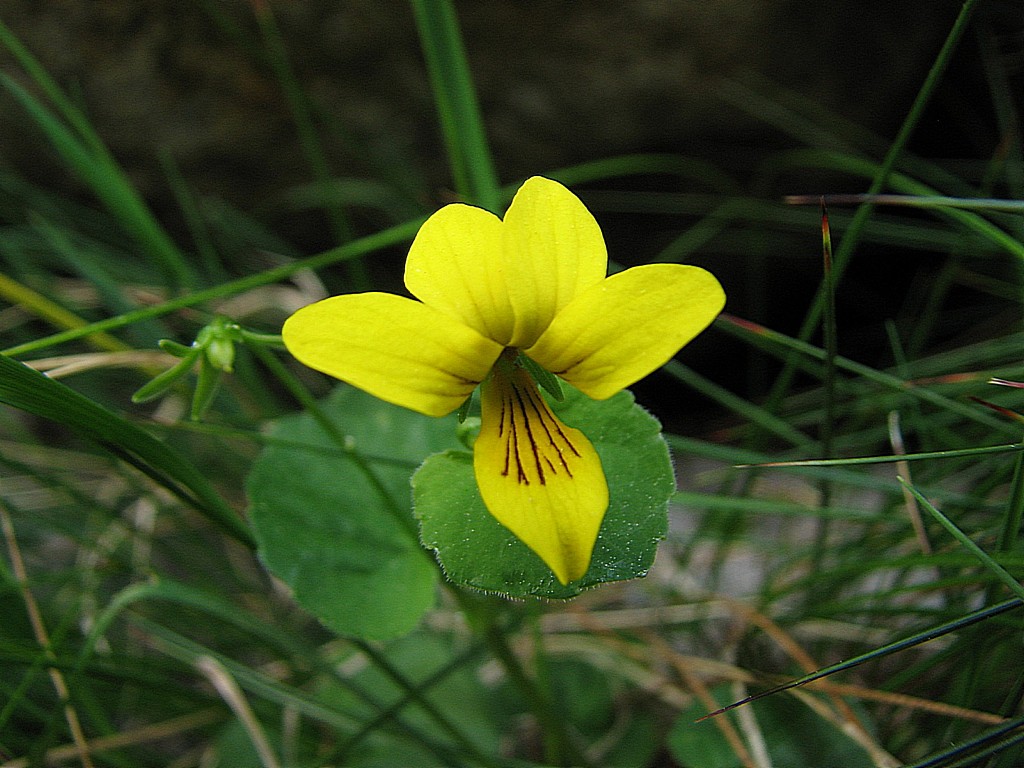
[1,502,94,768]
[0,710,223,768]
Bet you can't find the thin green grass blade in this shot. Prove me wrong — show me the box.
[761,0,982,407]
[0,17,107,155]
[0,71,196,292]
[819,201,838,455]
[335,641,493,762]
[810,200,839,574]
[410,0,501,212]
[2,217,424,358]
[132,616,360,731]
[742,442,1024,468]
[978,21,1024,200]
[664,360,814,448]
[253,2,351,247]
[998,451,1024,553]
[132,616,506,767]
[158,148,223,281]
[0,272,127,353]
[0,18,197,291]
[546,153,741,194]
[900,479,1024,602]
[28,213,168,346]
[701,598,1024,720]
[672,490,879,521]
[775,150,1024,263]
[350,639,507,768]
[716,314,1020,437]
[899,715,1024,768]
[787,193,1024,213]
[79,580,504,767]
[0,354,253,547]
[78,581,312,672]
[252,2,370,291]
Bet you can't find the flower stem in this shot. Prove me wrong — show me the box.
[452,590,595,767]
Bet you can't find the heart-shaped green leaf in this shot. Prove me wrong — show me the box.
[413,386,673,598]
[247,386,458,640]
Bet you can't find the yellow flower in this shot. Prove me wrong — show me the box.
[282,177,725,585]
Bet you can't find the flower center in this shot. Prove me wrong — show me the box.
[489,353,581,487]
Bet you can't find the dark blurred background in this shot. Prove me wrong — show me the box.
[1,0,1021,428]
[2,1,987,220]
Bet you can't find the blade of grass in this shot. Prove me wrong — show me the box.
[774,151,1024,262]
[716,314,1020,437]
[786,193,1024,212]
[997,451,1024,554]
[740,443,1024,468]
[820,203,838,428]
[453,590,593,768]
[251,1,369,290]
[0,20,197,291]
[196,655,281,768]
[900,715,1024,768]
[699,597,1024,721]
[810,200,839,574]
[410,0,501,213]
[1,503,94,768]
[977,17,1024,200]
[158,148,224,282]
[2,217,424,358]
[663,360,814,448]
[761,0,982,408]
[134,616,508,767]
[900,478,1024,602]
[0,353,253,547]
[0,272,128,354]
[28,213,169,347]
[672,490,879,522]
[546,153,741,195]
[78,578,507,767]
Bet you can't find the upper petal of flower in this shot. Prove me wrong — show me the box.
[526,263,725,400]
[282,292,503,417]
[500,177,608,348]
[473,363,608,585]
[405,177,608,350]
[404,203,517,345]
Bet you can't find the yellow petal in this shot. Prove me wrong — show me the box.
[282,293,503,417]
[500,177,608,348]
[403,203,517,345]
[526,263,725,400]
[405,177,608,350]
[473,363,608,585]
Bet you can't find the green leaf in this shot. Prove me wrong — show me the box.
[131,349,200,403]
[520,352,563,401]
[413,386,673,599]
[190,356,224,421]
[247,387,458,641]
[158,339,196,358]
